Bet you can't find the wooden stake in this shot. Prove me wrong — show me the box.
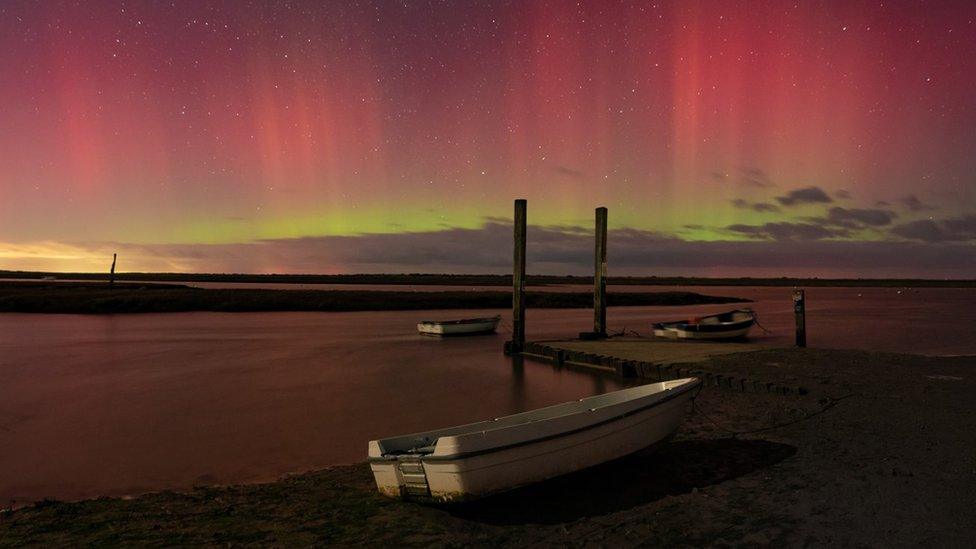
[594,207,607,337]
[110,253,117,286]
[511,199,527,353]
[793,288,806,347]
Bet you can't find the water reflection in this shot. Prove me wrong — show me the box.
[0,310,628,504]
[508,354,526,412]
[1,285,974,503]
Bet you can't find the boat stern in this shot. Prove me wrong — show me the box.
[368,441,405,497]
[368,455,474,502]
[368,460,404,498]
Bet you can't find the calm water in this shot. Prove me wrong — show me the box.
[1,286,974,503]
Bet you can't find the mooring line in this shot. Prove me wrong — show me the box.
[497,317,514,335]
[751,309,773,335]
[607,326,648,338]
[690,388,854,438]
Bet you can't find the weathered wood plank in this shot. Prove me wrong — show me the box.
[511,199,527,353]
[594,207,608,337]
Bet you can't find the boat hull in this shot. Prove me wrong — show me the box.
[369,380,698,502]
[417,317,500,336]
[653,324,753,339]
[653,309,755,340]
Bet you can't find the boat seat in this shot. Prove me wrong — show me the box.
[394,445,436,455]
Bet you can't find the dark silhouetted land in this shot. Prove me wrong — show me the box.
[0,281,747,314]
[2,270,975,287]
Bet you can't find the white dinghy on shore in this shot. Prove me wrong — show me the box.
[368,378,701,502]
[416,315,501,336]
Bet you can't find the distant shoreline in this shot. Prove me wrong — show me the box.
[0,281,748,314]
[1,270,974,288]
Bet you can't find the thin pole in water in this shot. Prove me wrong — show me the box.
[793,288,806,347]
[594,207,608,338]
[510,199,527,354]
[110,253,117,286]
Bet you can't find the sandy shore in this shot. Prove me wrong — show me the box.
[2,347,974,546]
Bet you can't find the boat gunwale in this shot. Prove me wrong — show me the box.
[654,309,755,333]
[369,378,700,462]
[418,315,502,326]
[655,318,755,333]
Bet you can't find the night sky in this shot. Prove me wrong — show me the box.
[1,1,974,276]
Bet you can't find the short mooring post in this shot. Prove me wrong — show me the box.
[594,207,608,337]
[109,253,117,286]
[793,288,806,347]
[510,199,527,354]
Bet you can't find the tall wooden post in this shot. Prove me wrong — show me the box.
[793,288,806,347]
[109,253,117,286]
[594,207,607,337]
[511,199,527,353]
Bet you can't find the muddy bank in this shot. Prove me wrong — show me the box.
[0,282,746,314]
[2,348,973,546]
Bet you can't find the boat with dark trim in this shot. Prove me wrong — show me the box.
[417,315,501,336]
[653,308,756,340]
[367,378,701,502]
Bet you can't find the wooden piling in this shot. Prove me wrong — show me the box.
[511,199,527,353]
[594,206,607,337]
[793,288,806,347]
[109,253,117,286]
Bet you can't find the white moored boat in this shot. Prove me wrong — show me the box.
[368,378,701,502]
[653,308,756,340]
[417,315,501,336]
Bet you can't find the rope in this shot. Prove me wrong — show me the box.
[690,387,854,439]
[607,326,648,338]
[750,308,773,335]
[497,317,514,335]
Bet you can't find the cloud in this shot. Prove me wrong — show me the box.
[822,207,897,228]
[890,220,954,242]
[891,215,976,243]
[899,194,934,212]
[835,189,852,199]
[731,199,781,213]
[726,222,849,241]
[775,186,834,207]
[738,167,774,188]
[711,167,774,188]
[944,215,976,234]
[3,223,976,278]
[552,165,585,179]
[753,203,781,213]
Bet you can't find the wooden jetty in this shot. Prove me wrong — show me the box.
[503,198,808,396]
[519,338,807,395]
